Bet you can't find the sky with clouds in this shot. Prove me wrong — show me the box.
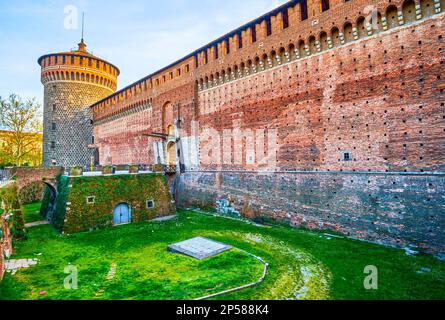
[0,0,288,107]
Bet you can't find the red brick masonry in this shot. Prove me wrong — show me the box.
[88,1,444,254]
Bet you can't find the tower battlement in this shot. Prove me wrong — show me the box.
[38,40,119,92]
[38,40,119,167]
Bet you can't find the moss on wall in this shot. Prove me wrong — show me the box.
[63,174,175,234]
[52,175,70,232]
[18,181,44,205]
[39,187,51,218]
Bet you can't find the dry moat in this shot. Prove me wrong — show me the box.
[0,203,444,300]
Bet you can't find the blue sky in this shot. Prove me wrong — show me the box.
[0,0,287,107]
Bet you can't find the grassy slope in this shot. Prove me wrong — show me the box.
[0,208,444,300]
[0,213,263,300]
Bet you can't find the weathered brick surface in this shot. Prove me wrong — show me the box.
[197,14,445,172]
[179,171,445,254]
[94,106,153,165]
[87,1,445,253]
[15,167,62,189]
[93,2,445,172]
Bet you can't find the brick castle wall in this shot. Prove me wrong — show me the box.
[93,82,196,165]
[89,0,445,253]
[196,14,445,172]
[15,167,63,189]
[177,11,445,254]
[93,105,153,165]
[178,171,445,254]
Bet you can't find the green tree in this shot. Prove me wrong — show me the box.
[0,94,42,167]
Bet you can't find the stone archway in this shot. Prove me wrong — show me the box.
[167,125,175,137]
[42,181,58,223]
[162,102,175,135]
[166,141,177,166]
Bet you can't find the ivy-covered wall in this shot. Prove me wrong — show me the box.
[59,174,175,234]
[18,181,44,205]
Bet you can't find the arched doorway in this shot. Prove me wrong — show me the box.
[167,125,175,137]
[113,203,132,225]
[162,102,174,134]
[167,141,177,166]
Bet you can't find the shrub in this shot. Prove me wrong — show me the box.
[18,181,44,205]
[70,167,83,177]
[151,164,165,173]
[1,183,19,212]
[11,209,26,240]
[102,166,114,175]
[129,165,139,174]
[40,186,51,218]
[52,175,70,232]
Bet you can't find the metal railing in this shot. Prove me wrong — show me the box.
[164,165,177,174]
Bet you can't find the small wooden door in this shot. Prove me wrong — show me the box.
[113,203,131,225]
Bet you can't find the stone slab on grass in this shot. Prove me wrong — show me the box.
[168,237,232,260]
[25,221,50,228]
[5,259,39,275]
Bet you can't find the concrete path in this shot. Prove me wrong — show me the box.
[152,215,177,222]
[25,221,50,228]
[6,258,39,275]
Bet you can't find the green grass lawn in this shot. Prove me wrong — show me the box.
[0,208,444,300]
[22,202,43,224]
[0,189,43,223]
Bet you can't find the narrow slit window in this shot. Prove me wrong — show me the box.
[282,10,289,29]
[321,0,330,12]
[203,50,208,65]
[266,17,272,36]
[214,45,219,59]
[301,0,308,20]
[251,27,257,43]
[225,40,230,55]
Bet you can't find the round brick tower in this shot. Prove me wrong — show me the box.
[38,39,119,168]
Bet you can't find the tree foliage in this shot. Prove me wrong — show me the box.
[0,94,43,167]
